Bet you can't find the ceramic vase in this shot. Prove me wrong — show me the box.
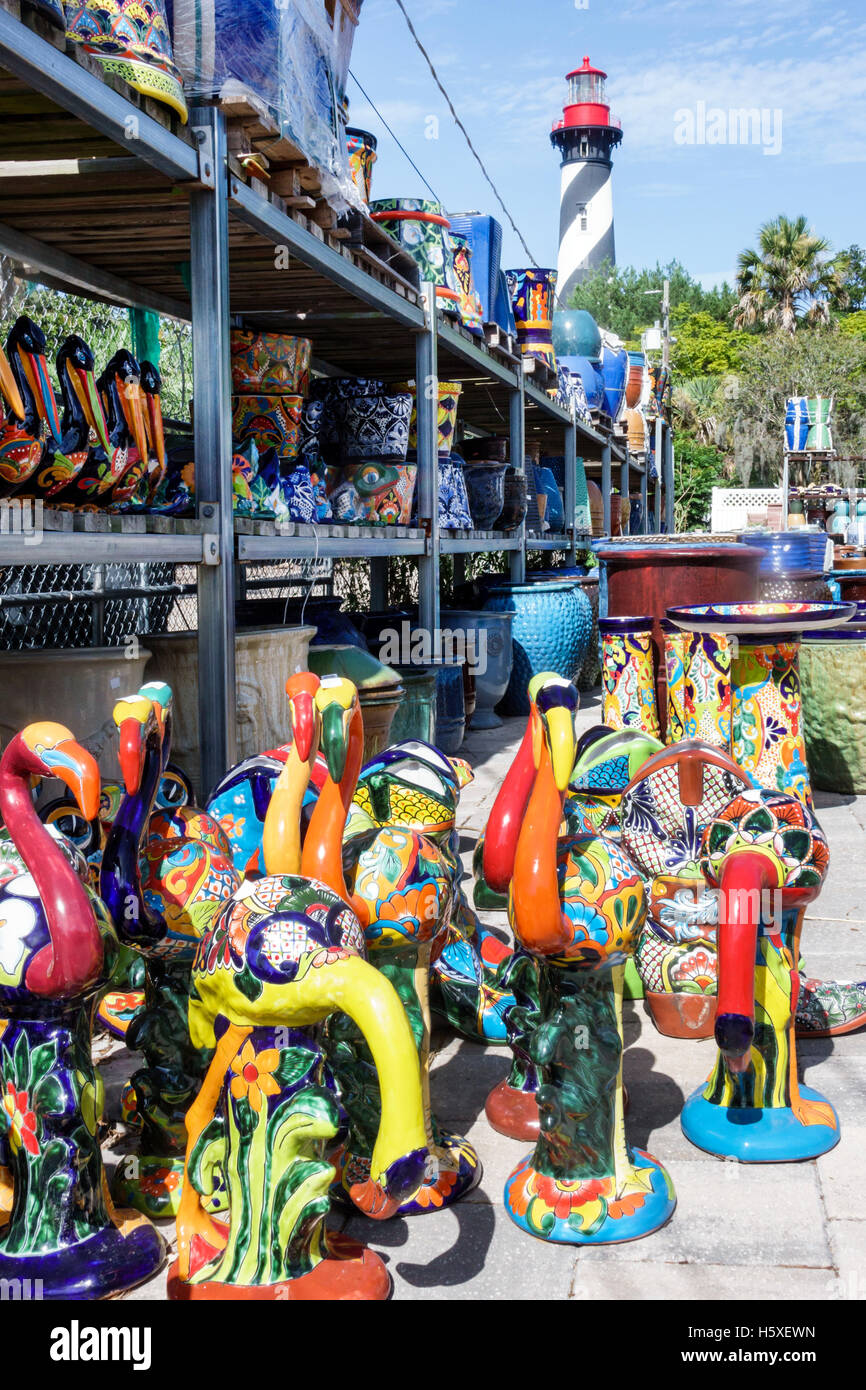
[345,127,377,203]
[599,616,661,738]
[436,454,473,529]
[464,462,508,529]
[600,338,628,421]
[731,638,811,805]
[389,666,437,743]
[230,331,311,395]
[683,632,732,748]
[484,582,591,716]
[64,0,188,121]
[506,268,558,373]
[341,393,412,460]
[398,379,462,457]
[369,198,461,311]
[449,232,485,335]
[498,469,527,531]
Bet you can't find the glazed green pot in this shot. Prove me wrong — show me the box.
[801,638,866,793]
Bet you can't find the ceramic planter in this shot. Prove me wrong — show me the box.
[389,666,437,743]
[600,338,628,420]
[369,198,461,310]
[626,407,649,453]
[534,466,565,531]
[232,395,303,459]
[599,616,661,738]
[483,581,591,716]
[498,468,527,531]
[625,351,648,409]
[433,659,466,753]
[230,331,311,395]
[682,632,732,748]
[446,214,503,324]
[440,609,513,730]
[64,0,187,121]
[145,626,316,797]
[506,268,558,372]
[344,459,417,524]
[449,231,485,335]
[397,379,462,456]
[660,619,689,744]
[436,454,473,529]
[801,636,866,793]
[341,392,412,460]
[345,127,377,203]
[464,462,507,529]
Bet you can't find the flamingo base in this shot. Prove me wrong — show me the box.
[338,1132,482,1215]
[111,1153,185,1218]
[167,1234,391,1302]
[504,1148,676,1245]
[485,1079,540,1141]
[681,1084,840,1162]
[0,1221,166,1300]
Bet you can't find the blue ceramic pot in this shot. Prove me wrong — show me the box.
[464,462,507,528]
[433,660,466,753]
[600,341,628,420]
[483,581,592,716]
[436,453,473,528]
[534,466,565,531]
[736,530,831,575]
[304,598,368,649]
[553,310,602,362]
[558,355,605,410]
[441,609,514,729]
[342,393,412,460]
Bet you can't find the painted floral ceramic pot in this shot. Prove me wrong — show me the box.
[505,268,558,372]
[64,0,187,121]
[436,454,473,529]
[341,393,412,460]
[660,619,689,744]
[464,462,507,529]
[440,609,513,730]
[484,582,591,716]
[341,460,418,524]
[369,198,461,309]
[232,395,303,460]
[599,616,661,738]
[345,128,377,203]
[230,331,311,396]
[397,379,462,456]
[298,396,324,460]
[682,631,732,748]
[449,232,484,335]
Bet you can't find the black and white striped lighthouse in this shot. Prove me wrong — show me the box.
[551,57,623,306]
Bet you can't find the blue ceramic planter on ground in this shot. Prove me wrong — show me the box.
[483,581,592,715]
[440,609,513,730]
[433,660,466,752]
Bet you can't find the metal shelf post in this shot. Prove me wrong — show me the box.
[190,107,235,797]
[416,284,440,642]
[601,442,612,536]
[564,418,577,563]
[509,381,526,583]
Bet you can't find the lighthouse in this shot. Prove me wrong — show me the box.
[551,57,623,307]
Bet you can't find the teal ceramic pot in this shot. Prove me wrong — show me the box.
[390,666,437,743]
[553,309,602,362]
[483,581,592,715]
[440,609,513,730]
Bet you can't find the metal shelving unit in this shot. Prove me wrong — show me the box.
[0,7,661,795]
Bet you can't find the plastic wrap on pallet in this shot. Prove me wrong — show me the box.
[170,0,363,210]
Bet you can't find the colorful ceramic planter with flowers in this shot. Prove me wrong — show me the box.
[505,268,558,372]
[64,0,188,121]
[230,331,311,396]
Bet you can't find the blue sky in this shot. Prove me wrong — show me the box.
[349,0,866,289]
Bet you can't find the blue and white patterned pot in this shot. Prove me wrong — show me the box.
[464,462,507,529]
[483,581,592,715]
[342,393,412,460]
[437,454,473,529]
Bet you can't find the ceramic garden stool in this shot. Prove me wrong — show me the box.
[682,631,732,749]
[667,602,856,807]
[620,742,751,1039]
[681,788,839,1162]
[501,675,675,1244]
[660,619,688,744]
[599,616,661,739]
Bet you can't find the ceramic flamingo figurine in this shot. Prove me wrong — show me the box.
[0,723,165,1297]
[301,677,481,1213]
[683,787,839,1161]
[100,682,239,1217]
[168,674,429,1301]
[0,317,64,497]
[502,677,676,1246]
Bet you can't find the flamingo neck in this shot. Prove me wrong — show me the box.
[302,705,366,921]
[0,741,102,998]
[511,740,571,955]
[715,852,775,1072]
[100,725,166,945]
[483,708,538,893]
[262,742,315,877]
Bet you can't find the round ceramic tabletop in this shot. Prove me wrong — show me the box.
[666,600,856,637]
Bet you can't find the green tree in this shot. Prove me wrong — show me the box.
[673,439,729,531]
[670,308,742,377]
[568,259,736,341]
[734,215,849,332]
[672,376,726,446]
[840,310,866,340]
[833,245,866,313]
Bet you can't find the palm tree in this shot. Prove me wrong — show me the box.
[672,375,724,445]
[734,216,849,332]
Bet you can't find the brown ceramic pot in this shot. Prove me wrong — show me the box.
[645,990,717,1040]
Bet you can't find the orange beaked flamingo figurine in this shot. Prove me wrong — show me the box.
[0,317,64,497]
[0,723,165,1297]
[301,676,481,1213]
[502,676,676,1245]
[168,671,430,1300]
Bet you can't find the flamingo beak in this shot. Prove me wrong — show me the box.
[68,362,111,452]
[542,704,578,793]
[321,700,351,782]
[0,346,24,420]
[18,345,62,442]
[118,716,147,796]
[117,372,149,465]
[144,386,166,472]
[290,693,315,763]
[52,739,101,823]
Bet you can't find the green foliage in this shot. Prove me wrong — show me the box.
[734,215,849,332]
[673,439,729,532]
[834,245,866,312]
[840,309,866,340]
[568,259,736,342]
[670,309,742,377]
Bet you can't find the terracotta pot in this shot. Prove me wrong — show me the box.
[645,991,717,1040]
[0,646,151,782]
[587,478,605,536]
[145,626,316,796]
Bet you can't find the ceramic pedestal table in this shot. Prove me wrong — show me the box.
[599,616,661,738]
[597,542,762,739]
[682,631,732,749]
[660,619,688,744]
[667,602,855,807]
